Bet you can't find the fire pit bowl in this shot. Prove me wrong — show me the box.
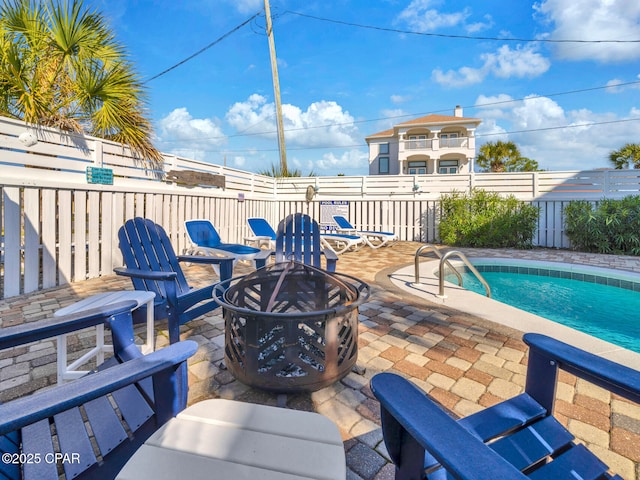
[213,261,370,393]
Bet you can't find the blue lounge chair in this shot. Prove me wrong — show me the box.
[333,215,398,248]
[249,216,364,255]
[115,217,234,344]
[185,219,270,270]
[371,333,640,480]
[276,213,338,271]
[0,301,198,480]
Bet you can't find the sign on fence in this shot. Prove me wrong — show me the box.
[320,200,349,230]
[86,166,113,185]
[165,170,225,188]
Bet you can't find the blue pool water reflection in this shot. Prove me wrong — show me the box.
[445,261,640,354]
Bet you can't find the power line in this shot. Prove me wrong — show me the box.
[166,117,640,157]
[476,117,640,138]
[158,79,640,143]
[144,12,262,83]
[284,10,640,44]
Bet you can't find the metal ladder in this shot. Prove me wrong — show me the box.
[414,244,491,298]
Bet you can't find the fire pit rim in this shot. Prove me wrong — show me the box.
[212,261,370,319]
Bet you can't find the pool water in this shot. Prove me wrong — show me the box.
[446,268,640,354]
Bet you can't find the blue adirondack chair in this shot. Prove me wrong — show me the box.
[0,302,198,480]
[275,213,338,272]
[184,219,270,270]
[371,333,640,480]
[115,217,234,345]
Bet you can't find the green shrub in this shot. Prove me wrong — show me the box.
[564,196,640,255]
[438,189,539,248]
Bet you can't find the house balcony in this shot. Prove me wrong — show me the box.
[399,136,473,158]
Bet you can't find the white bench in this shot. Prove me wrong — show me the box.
[54,291,155,383]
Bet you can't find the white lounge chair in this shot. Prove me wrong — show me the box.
[248,216,364,255]
[333,215,398,249]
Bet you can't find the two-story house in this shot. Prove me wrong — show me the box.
[366,106,481,175]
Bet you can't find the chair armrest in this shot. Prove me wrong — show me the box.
[0,340,198,436]
[323,248,339,262]
[176,254,234,264]
[371,373,527,480]
[524,333,640,408]
[114,266,178,281]
[0,301,138,350]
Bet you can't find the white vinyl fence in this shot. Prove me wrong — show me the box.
[2,116,639,299]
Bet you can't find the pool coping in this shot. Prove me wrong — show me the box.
[390,258,640,370]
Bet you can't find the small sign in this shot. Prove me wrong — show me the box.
[320,200,349,231]
[165,170,225,188]
[86,166,113,185]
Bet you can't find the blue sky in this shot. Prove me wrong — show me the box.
[96,0,640,175]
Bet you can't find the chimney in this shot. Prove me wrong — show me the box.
[454,105,463,117]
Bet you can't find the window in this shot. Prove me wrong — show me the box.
[379,143,389,154]
[408,160,426,175]
[438,159,459,174]
[379,156,389,174]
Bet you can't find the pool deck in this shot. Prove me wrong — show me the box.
[1,243,639,479]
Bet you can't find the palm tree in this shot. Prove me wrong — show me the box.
[609,143,640,169]
[476,140,540,172]
[0,0,161,164]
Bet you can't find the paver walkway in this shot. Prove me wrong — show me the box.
[0,243,639,479]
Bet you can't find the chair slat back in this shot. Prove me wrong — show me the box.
[333,215,354,230]
[118,218,190,297]
[248,218,277,240]
[185,220,222,248]
[275,213,322,267]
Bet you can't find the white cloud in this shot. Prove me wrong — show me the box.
[396,0,470,31]
[390,94,411,104]
[157,107,226,161]
[606,74,640,93]
[466,14,494,34]
[432,65,485,87]
[225,94,360,147]
[313,150,369,174]
[231,156,246,168]
[474,94,639,170]
[225,0,262,15]
[433,44,550,87]
[482,45,551,78]
[534,0,640,62]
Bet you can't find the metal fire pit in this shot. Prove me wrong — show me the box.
[214,261,370,393]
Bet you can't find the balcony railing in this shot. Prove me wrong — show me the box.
[405,139,433,150]
[440,137,468,148]
[402,137,469,151]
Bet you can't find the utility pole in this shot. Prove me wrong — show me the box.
[264,0,288,176]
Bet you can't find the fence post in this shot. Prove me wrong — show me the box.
[93,139,104,167]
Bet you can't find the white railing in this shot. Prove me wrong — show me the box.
[439,137,468,148]
[403,139,433,150]
[2,115,640,299]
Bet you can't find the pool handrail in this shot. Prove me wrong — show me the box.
[414,244,463,286]
[439,250,491,298]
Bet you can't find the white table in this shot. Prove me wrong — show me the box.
[117,398,346,480]
[53,291,155,383]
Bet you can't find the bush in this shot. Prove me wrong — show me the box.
[438,189,539,248]
[564,196,640,255]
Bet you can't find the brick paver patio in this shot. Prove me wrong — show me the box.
[1,242,639,479]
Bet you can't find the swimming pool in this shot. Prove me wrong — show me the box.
[444,259,640,354]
